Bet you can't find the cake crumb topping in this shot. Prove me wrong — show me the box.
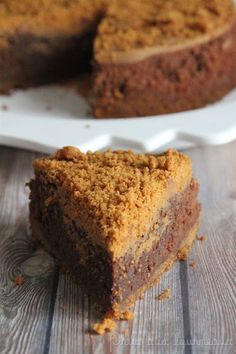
[0,0,234,52]
[33,146,193,258]
[95,0,235,59]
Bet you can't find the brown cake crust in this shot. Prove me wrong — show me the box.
[93,17,236,118]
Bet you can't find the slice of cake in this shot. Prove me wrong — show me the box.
[29,147,201,330]
[93,0,236,117]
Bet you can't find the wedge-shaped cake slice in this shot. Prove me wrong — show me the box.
[29,147,200,326]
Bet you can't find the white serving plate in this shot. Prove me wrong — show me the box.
[0,85,236,154]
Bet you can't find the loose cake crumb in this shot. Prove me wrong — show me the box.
[156,288,171,301]
[189,260,197,268]
[15,275,25,286]
[177,247,188,261]
[92,308,134,335]
[197,235,206,241]
[92,318,116,335]
[121,310,134,321]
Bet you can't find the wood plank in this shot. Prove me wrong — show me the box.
[48,274,88,354]
[129,263,185,354]
[0,147,56,354]
[186,143,236,354]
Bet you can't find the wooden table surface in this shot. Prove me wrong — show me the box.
[0,143,235,354]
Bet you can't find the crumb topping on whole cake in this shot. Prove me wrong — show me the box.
[0,0,235,46]
[0,0,107,35]
[95,0,236,62]
[33,147,192,258]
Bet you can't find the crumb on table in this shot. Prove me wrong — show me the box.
[189,260,197,268]
[15,275,25,286]
[156,288,172,301]
[177,246,188,261]
[119,310,134,321]
[197,235,206,241]
[92,308,134,335]
[92,318,116,335]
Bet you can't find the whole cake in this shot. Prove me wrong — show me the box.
[29,147,201,332]
[0,0,236,117]
[94,0,236,117]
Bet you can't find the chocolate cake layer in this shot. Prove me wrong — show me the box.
[93,19,236,118]
[29,176,200,313]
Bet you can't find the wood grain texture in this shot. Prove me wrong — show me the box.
[186,146,236,354]
[0,143,235,354]
[0,148,56,354]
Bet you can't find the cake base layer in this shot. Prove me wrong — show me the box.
[93,20,236,118]
[29,175,200,314]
